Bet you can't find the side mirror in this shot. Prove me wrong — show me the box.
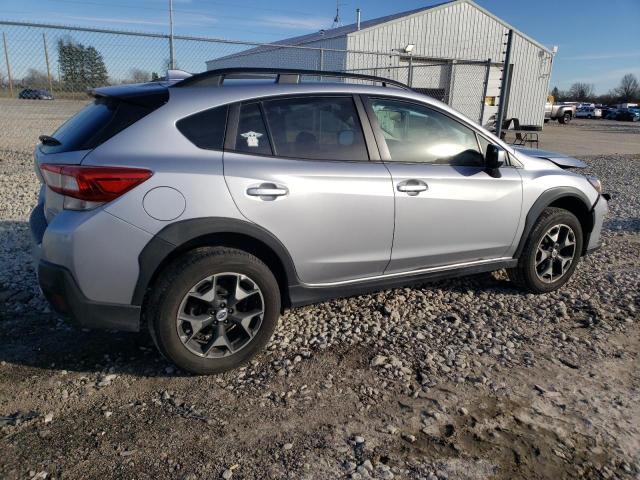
[485,144,506,170]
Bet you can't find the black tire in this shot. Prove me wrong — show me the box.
[147,247,280,374]
[508,207,583,293]
[559,112,571,124]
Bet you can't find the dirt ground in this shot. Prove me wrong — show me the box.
[506,118,640,156]
[0,99,639,480]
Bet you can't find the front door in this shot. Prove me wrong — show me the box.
[365,96,523,274]
[223,96,394,285]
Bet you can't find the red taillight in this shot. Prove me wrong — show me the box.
[40,164,153,202]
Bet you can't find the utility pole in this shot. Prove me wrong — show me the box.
[43,33,53,94]
[168,0,175,69]
[3,32,13,97]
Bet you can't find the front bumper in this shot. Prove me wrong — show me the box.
[38,260,141,332]
[585,194,609,254]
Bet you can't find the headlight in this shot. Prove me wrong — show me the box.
[586,175,603,194]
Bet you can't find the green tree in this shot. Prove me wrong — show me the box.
[57,37,108,92]
[85,46,108,88]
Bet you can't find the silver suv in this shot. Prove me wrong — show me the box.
[30,68,608,374]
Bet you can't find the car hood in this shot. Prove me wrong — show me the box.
[514,147,587,169]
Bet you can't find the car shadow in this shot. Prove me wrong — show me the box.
[0,219,520,376]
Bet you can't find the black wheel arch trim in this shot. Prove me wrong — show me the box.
[514,187,595,259]
[132,217,300,306]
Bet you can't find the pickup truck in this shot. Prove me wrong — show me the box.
[544,102,576,124]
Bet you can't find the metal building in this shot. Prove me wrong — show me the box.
[206,0,553,127]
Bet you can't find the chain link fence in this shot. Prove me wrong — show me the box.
[0,20,500,149]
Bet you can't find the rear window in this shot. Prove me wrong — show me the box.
[41,97,154,154]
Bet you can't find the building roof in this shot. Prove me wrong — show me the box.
[263,1,453,47]
[208,0,550,64]
[208,1,453,64]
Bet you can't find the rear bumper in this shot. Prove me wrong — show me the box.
[38,260,141,332]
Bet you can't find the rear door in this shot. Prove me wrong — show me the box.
[364,96,522,273]
[223,95,394,285]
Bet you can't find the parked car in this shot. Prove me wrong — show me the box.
[605,108,620,120]
[616,108,640,121]
[575,106,602,119]
[600,107,615,119]
[544,102,575,124]
[18,88,53,100]
[30,68,608,374]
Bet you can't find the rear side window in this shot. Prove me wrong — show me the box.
[234,102,272,155]
[262,96,368,161]
[177,105,228,150]
[42,97,154,154]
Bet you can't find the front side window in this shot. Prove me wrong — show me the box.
[262,96,368,161]
[370,98,483,166]
[235,102,272,155]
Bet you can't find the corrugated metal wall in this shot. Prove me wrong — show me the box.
[205,0,553,126]
[347,1,552,125]
[508,32,553,125]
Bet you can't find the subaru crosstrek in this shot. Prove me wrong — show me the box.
[30,68,608,374]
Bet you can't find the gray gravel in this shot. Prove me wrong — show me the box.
[1,112,639,479]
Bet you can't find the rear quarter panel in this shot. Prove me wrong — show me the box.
[81,89,244,235]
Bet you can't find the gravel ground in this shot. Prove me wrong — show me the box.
[0,105,639,480]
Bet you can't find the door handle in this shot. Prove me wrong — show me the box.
[397,179,428,196]
[247,183,288,200]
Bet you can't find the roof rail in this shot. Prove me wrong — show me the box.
[172,67,410,90]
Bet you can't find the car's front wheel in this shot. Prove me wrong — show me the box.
[508,207,583,293]
[147,247,280,374]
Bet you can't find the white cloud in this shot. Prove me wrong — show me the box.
[60,15,167,26]
[563,51,640,61]
[57,12,218,29]
[554,67,640,92]
[251,15,330,31]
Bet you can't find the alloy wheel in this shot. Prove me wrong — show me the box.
[176,272,265,358]
[534,224,576,283]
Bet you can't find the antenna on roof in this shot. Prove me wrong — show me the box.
[331,0,344,28]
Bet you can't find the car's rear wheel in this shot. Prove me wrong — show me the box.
[508,207,583,293]
[147,247,280,374]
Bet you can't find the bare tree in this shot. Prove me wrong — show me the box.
[568,82,594,101]
[128,68,151,84]
[22,68,50,89]
[615,73,639,102]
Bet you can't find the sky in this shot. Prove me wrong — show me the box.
[1,0,639,93]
